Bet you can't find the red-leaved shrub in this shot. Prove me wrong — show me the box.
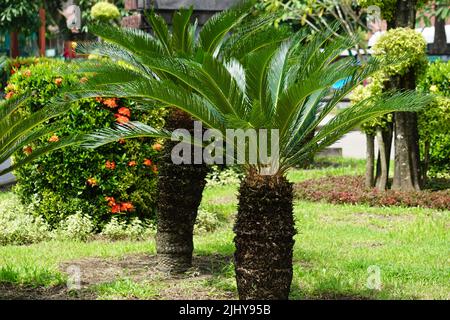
[295,176,450,210]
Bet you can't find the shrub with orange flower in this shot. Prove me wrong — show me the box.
[105,196,116,206]
[54,78,63,86]
[103,98,118,108]
[95,97,103,103]
[105,160,116,170]
[143,159,152,167]
[128,161,137,167]
[23,69,32,77]
[87,178,98,186]
[120,202,134,212]
[80,77,88,84]
[152,143,162,152]
[111,204,122,214]
[114,114,129,124]
[118,139,126,144]
[5,91,14,100]
[23,146,33,155]
[48,135,60,143]
[118,107,131,117]
[152,165,158,174]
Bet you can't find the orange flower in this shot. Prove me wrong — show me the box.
[48,135,59,143]
[87,178,98,187]
[120,202,134,212]
[143,159,152,167]
[95,97,103,103]
[80,77,88,84]
[128,161,137,167]
[105,196,116,206]
[23,69,32,77]
[152,143,162,152]
[105,160,116,170]
[23,146,33,155]
[111,204,122,214]
[54,78,63,86]
[118,107,131,117]
[114,114,129,124]
[103,98,118,108]
[118,138,126,144]
[152,165,158,174]
[5,91,14,100]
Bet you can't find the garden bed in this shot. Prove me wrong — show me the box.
[295,175,450,210]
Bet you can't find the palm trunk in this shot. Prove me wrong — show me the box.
[156,109,209,273]
[234,172,295,300]
[365,134,375,188]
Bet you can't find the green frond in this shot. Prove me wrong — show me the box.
[171,7,194,54]
[82,121,172,149]
[89,23,164,56]
[199,0,254,54]
[0,134,84,177]
[145,10,172,54]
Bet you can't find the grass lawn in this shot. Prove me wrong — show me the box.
[0,159,448,300]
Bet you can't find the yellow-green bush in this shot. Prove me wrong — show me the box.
[90,1,120,22]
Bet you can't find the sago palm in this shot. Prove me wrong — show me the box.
[63,27,430,299]
[67,1,288,272]
[0,93,81,177]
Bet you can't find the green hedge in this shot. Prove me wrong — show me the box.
[418,60,450,178]
[5,58,166,228]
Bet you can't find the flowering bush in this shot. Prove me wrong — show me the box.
[295,175,450,210]
[6,59,167,228]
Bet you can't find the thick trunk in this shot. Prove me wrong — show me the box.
[430,12,447,55]
[10,32,19,58]
[156,109,209,273]
[375,129,389,190]
[365,134,375,188]
[234,172,295,300]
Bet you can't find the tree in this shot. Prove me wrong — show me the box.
[61,28,430,299]
[418,0,450,55]
[64,1,282,272]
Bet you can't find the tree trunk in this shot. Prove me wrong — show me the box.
[156,109,209,273]
[430,8,448,55]
[422,139,430,184]
[365,134,375,188]
[234,172,295,300]
[375,128,389,190]
[10,32,19,58]
[386,1,422,191]
[375,123,393,189]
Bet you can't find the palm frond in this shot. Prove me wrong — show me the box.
[82,121,172,149]
[199,0,254,54]
[145,10,172,54]
[89,23,164,56]
[171,7,194,54]
[0,134,84,177]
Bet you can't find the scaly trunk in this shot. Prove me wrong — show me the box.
[234,172,295,300]
[365,134,375,188]
[156,109,209,273]
[422,139,430,184]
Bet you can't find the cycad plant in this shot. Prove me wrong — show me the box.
[64,27,430,299]
[70,1,288,273]
[0,93,81,177]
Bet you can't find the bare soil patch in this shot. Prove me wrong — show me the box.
[0,254,234,300]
